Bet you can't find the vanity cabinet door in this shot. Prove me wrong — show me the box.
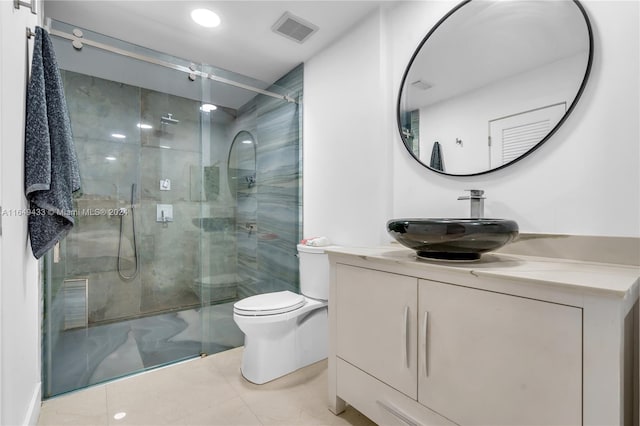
[418,279,582,426]
[336,264,418,399]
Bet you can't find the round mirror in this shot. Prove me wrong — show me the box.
[398,0,593,176]
[227,130,256,197]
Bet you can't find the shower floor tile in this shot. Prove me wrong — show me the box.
[46,302,242,397]
[38,347,376,426]
[48,322,131,395]
[90,330,144,384]
[129,311,203,367]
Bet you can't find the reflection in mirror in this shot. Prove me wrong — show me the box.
[398,0,593,176]
[227,130,256,197]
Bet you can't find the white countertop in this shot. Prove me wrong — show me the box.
[326,245,640,298]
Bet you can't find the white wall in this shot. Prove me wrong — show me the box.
[304,0,640,243]
[303,8,393,246]
[0,2,42,426]
[418,53,587,175]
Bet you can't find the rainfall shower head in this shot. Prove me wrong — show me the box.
[160,113,179,125]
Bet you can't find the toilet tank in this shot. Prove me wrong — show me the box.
[297,244,332,300]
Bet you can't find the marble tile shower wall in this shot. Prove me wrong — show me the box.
[60,70,236,324]
[138,89,205,314]
[62,71,144,323]
[228,105,259,300]
[54,65,302,326]
[255,64,303,296]
[226,64,303,299]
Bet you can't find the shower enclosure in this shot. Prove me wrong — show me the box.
[42,20,303,398]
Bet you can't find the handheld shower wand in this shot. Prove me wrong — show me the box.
[117,183,139,281]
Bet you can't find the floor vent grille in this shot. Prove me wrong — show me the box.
[63,278,88,330]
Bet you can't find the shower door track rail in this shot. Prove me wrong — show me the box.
[46,27,298,104]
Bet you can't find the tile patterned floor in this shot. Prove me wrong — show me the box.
[46,302,244,397]
[38,347,376,426]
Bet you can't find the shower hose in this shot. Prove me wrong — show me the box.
[117,183,139,281]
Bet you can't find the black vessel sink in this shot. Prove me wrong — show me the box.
[387,218,519,260]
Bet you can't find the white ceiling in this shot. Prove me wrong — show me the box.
[44,1,383,86]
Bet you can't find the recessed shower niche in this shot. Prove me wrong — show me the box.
[42,20,303,397]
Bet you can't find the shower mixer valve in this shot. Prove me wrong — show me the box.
[156,204,173,223]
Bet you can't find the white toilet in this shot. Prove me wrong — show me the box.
[232,244,331,384]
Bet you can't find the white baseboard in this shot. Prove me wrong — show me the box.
[22,382,41,426]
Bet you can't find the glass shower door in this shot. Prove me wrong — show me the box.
[41,19,302,398]
[42,23,213,397]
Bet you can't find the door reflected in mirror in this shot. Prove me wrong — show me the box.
[398,0,593,176]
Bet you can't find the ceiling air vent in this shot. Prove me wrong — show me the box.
[272,12,319,44]
[411,80,432,91]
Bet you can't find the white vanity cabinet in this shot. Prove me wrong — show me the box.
[336,265,418,399]
[418,279,581,425]
[328,248,639,426]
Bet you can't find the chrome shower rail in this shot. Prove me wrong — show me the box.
[46,28,297,104]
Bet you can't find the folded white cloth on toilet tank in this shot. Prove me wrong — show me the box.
[302,236,330,247]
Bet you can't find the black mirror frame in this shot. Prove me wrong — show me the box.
[396,0,594,177]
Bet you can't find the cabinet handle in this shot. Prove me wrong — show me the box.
[376,400,423,426]
[402,305,409,369]
[422,311,429,377]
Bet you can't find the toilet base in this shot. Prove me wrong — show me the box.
[238,305,327,384]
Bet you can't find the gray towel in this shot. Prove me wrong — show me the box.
[25,27,81,259]
[430,141,444,172]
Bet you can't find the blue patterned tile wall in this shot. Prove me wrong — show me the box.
[256,64,303,294]
[230,64,303,298]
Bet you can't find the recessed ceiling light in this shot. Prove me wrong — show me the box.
[105,156,117,161]
[242,140,253,144]
[191,9,221,28]
[137,123,152,130]
[200,104,217,112]
[111,133,126,139]
[113,412,127,420]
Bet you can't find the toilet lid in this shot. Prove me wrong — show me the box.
[233,291,306,316]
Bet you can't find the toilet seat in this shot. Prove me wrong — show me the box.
[233,290,306,316]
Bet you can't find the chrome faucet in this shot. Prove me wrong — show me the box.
[458,189,485,218]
